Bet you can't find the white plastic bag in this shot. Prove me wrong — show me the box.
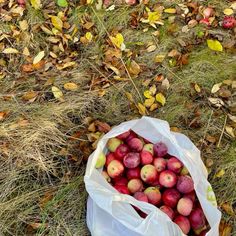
[84,117,221,236]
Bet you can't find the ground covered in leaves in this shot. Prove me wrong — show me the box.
[0,0,236,235]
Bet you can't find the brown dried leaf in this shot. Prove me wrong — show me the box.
[127,60,141,76]
[22,91,38,101]
[95,121,111,133]
[220,203,235,216]
[0,111,9,121]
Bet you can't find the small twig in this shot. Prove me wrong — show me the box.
[200,109,213,150]
[217,115,227,148]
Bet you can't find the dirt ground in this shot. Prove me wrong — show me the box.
[0,0,235,235]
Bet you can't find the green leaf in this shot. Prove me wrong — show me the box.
[207,39,223,52]
[57,0,68,7]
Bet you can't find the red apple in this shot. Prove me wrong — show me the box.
[222,16,236,29]
[128,138,143,152]
[141,164,158,184]
[153,158,166,172]
[102,170,111,182]
[177,175,194,194]
[126,167,141,180]
[177,197,193,216]
[184,191,196,203]
[162,188,181,208]
[167,157,183,173]
[114,185,130,194]
[150,178,163,189]
[113,176,128,186]
[133,192,149,203]
[105,152,116,167]
[159,170,177,188]
[123,152,140,168]
[144,187,161,205]
[126,131,138,142]
[128,179,143,194]
[140,150,153,165]
[199,229,208,236]
[153,142,168,157]
[160,205,175,220]
[114,144,130,160]
[116,130,130,140]
[174,215,191,235]
[143,143,154,154]
[189,208,206,230]
[107,138,122,152]
[107,160,124,178]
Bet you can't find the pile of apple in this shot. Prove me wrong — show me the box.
[95,130,209,236]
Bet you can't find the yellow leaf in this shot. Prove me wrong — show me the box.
[85,32,93,42]
[63,82,78,91]
[33,51,45,65]
[137,103,146,115]
[52,86,63,99]
[156,93,166,106]
[126,92,134,102]
[223,8,234,16]
[127,60,141,75]
[144,97,155,108]
[215,169,225,178]
[19,20,29,31]
[30,0,42,9]
[225,126,235,138]
[3,48,19,54]
[194,83,201,93]
[143,90,152,98]
[207,39,223,52]
[211,83,222,93]
[22,91,38,101]
[110,33,125,50]
[57,61,76,70]
[155,54,165,63]
[148,11,161,24]
[164,8,176,14]
[23,47,30,56]
[150,103,158,111]
[51,16,63,31]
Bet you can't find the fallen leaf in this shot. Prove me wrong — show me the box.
[52,86,63,99]
[88,122,96,132]
[22,91,38,101]
[155,54,165,63]
[144,97,155,108]
[150,103,158,111]
[125,92,134,103]
[137,103,146,115]
[220,203,235,216]
[85,32,93,42]
[3,48,19,54]
[208,97,224,108]
[57,61,76,70]
[146,45,156,52]
[223,8,234,16]
[194,83,201,93]
[21,64,34,72]
[225,126,235,137]
[110,33,125,50]
[149,85,157,95]
[215,169,225,178]
[22,47,30,56]
[0,111,9,121]
[164,8,176,14]
[33,51,45,65]
[63,82,78,91]
[19,20,28,31]
[30,0,42,9]
[127,60,141,75]
[94,121,111,132]
[57,0,68,7]
[143,90,152,99]
[228,114,236,123]
[219,221,232,236]
[211,83,222,93]
[29,222,48,230]
[51,16,63,31]
[207,39,223,52]
[156,93,166,106]
[161,78,170,90]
